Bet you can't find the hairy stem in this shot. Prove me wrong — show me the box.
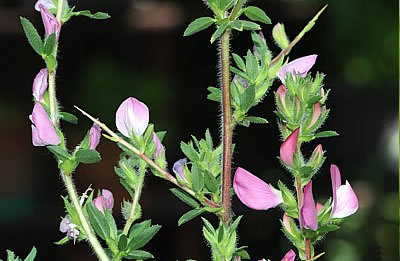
[122,161,147,235]
[305,238,312,261]
[220,28,232,224]
[63,173,110,261]
[74,106,220,210]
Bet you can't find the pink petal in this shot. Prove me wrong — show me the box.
[277,54,318,84]
[281,249,296,261]
[280,128,299,166]
[116,97,149,138]
[32,68,48,102]
[316,202,324,212]
[35,0,56,11]
[276,85,288,112]
[331,181,358,218]
[89,123,101,150]
[233,167,283,210]
[330,164,341,214]
[102,189,114,210]
[310,102,321,126]
[173,158,187,181]
[152,133,164,157]
[39,4,60,38]
[282,213,293,235]
[300,181,317,230]
[93,196,105,214]
[31,102,60,146]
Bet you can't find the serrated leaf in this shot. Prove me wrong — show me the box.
[210,21,229,44]
[86,202,110,240]
[23,247,37,261]
[240,20,261,31]
[127,225,161,251]
[245,116,268,124]
[54,236,69,245]
[126,250,153,260]
[60,112,78,124]
[20,17,43,55]
[204,171,218,193]
[178,208,205,226]
[244,6,271,24]
[75,149,101,164]
[191,163,204,192]
[170,188,200,208]
[240,84,255,112]
[47,146,71,161]
[75,10,111,19]
[314,131,339,139]
[180,142,199,161]
[184,17,215,37]
[232,53,245,71]
[245,50,258,80]
[129,220,151,239]
[43,33,56,56]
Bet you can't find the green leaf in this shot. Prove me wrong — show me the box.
[178,208,205,226]
[180,141,199,161]
[129,220,151,239]
[23,247,37,261]
[60,112,78,124]
[75,10,111,19]
[126,250,153,260]
[240,20,261,31]
[210,21,229,44]
[6,250,17,261]
[207,86,222,102]
[234,249,250,259]
[75,149,101,164]
[229,216,242,233]
[245,50,258,80]
[20,17,43,55]
[47,146,71,161]
[230,20,244,31]
[204,171,219,193]
[86,202,110,240]
[318,224,339,235]
[240,84,255,112]
[244,6,271,24]
[54,236,69,245]
[191,163,204,192]
[170,188,200,208]
[201,217,216,233]
[205,129,213,149]
[219,0,235,10]
[244,116,268,124]
[118,234,128,251]
[314,131,339,139]
[232,53,245,71]
[143,123,154,145]
[44,55,58,71]
[217,225,224,242]
[127,225,161,250]
[156,131,167,142]
[184,17,215,37]
[43,33,56,56]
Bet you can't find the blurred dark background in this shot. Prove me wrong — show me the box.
[0,0,398,260]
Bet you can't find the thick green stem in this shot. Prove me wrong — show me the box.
[220,28,232,224]
[122,161,147,235]
[63,173,110,261]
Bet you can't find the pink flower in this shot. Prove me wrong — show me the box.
[282,213,294,236]
[300,181,318,231]
[173,158,187,181]
[277,55,318,84]
[32,68,48,102]
[89,123,101,150]
[116,97,149,138]
[30,102,61,146]
[280,128,299,166]
[39,4,60,38]
[276,85,288,112]
[309,144,323,167]
[310,102,321,127]
[330,164,358,218]
[281,249,296,261]
[34,0,55,11]
[233,167,283,210]
[316,202,324,213]
[59,216,79,242]
[152,133,164,157]
[93,189,114,214]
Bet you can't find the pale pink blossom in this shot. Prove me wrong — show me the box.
[30,102,60,146]
[116,97,149,138]
[277,55,317,84]
[32,68,48,102]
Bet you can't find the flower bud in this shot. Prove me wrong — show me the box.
[277,55,318,84]
[93,189,114,214]
[116,97,149,138]
[30,102,61,146]
[279,128,299,166]
[282,213,294,236]
[39,4,60,38]
[299,181,318,231]
[308,144,324,168]
[272,23,289,50]
[310,102,321,127]
[233,167,283,210]
[276,85,288,113]
[173,158,187,182]
[89,123,101,150]
[281,249,296,261]
[32,68,48,102]
[152,133,164,158]
[34,0,55,11]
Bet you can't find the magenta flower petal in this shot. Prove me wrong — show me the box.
[277,54,318,84]
[280,128,299,166]
[281,249,296,261]
[32,68,48,102]
[89,123,101,150]
[102,189,114,210]
[93,195,105,214]
[173,158,187,181]
[300,181,318,230]
[152,133,164,157]
[34,0,55,11]
[330,164,358,218]
[30,102,60,146]
[116,97,149,138]
[276,85,288,112]
[310,102,321,126]
[233,167,283,210]
[39,4,60,38]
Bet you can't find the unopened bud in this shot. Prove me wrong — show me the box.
[309,144,324,168]
[272,23,289,50]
